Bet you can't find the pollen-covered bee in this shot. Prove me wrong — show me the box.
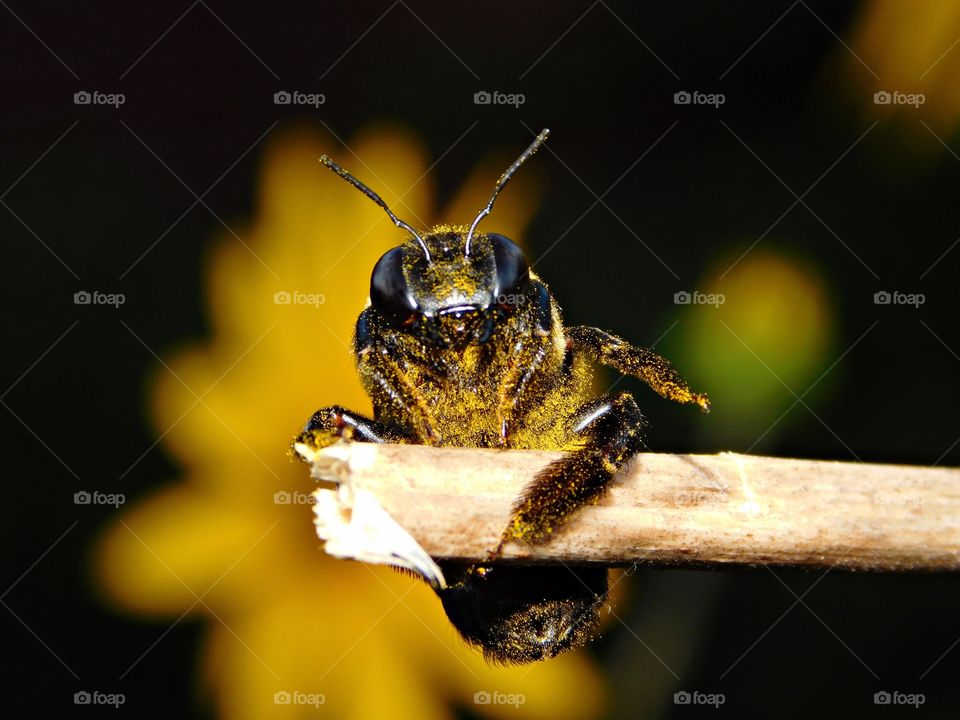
[296,129,709,663]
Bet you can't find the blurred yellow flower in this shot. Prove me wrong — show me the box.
[92,123,605,719]
[845,1,960,158]
[674,250,835,450]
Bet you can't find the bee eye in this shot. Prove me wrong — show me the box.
[488,233,531,306]
[370,247,418,326]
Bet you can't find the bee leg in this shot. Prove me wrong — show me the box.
[497,282,554,444]
[566,326,710,411]
[498,392,646,549]
[355,309,440,443]
[294,405,409,455]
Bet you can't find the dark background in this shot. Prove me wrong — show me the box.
[2,1,958,718]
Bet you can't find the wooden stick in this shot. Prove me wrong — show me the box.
[301,443,960,572]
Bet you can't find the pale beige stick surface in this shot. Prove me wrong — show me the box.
[308,443,960,571]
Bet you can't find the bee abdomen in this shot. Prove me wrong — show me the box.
[437,562,608,664]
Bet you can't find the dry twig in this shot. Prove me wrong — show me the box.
[297,442,960,577]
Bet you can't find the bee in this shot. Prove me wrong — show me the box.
[296,129,709,663]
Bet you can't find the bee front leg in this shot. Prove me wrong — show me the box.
[354,308,441,443]
[356,348,441,444]
[294,405,410,455]
[567,326,710,411]
[496,282,555,445]
[498,391,646,550]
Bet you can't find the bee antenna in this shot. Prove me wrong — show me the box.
[320,155,431,262]
[465,128,550,256]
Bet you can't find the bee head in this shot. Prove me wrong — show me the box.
[320,129,549,349]
[368,230,530,348]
